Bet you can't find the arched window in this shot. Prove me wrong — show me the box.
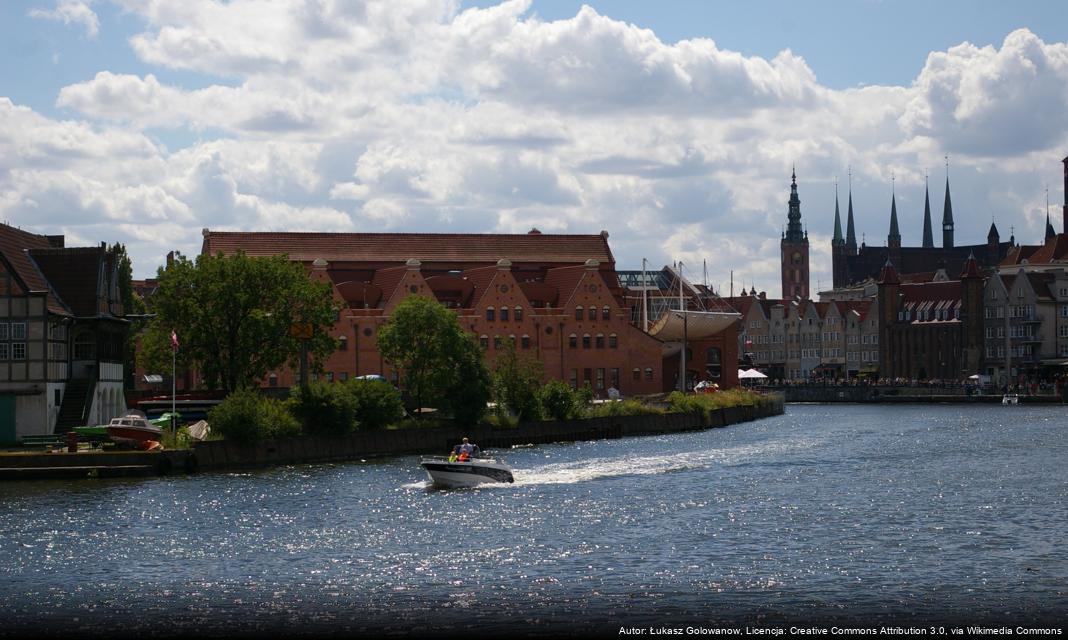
[479,335,489,350]
[588,307,597,321]
[486,307,495,322]
[569,333,577,348]
[338,335,348,351]
[609,333,618,348]
[632,368,641,381]
[575,306,583,321]
[582,334,591,349]
[602,305,610,320]
[595,333,605,349]
[514,306,523,321]
[500,307,509,322]
[645,367,654,380]
[521,335,531,349]
[508,335,516,346]
[493,335,501,350]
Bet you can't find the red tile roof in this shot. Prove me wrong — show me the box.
[0,223,68,315]
[201,230,616,266]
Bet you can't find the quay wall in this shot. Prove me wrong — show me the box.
[770,385,1064,404]
[191,397,785,471]
[0,397,784,478]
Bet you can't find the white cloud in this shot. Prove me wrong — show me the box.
[4,2,1068,296]
[29,1,99,38]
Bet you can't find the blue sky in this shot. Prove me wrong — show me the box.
[2,0,1067,294]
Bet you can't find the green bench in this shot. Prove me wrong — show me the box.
[19,434,67,449]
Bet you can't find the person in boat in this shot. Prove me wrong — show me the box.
[452,437,480,460]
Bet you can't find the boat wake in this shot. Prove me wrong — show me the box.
[509,438,821,487]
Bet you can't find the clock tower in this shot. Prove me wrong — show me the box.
[781,168,810,300]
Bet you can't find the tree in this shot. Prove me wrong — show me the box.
[140,251,338,392]
[377,295,491,422]
[109,243,146,390]
[492,339,544,421]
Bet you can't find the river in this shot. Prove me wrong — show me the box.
[0,404,1064,635]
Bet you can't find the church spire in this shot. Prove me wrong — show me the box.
[784,166,804,242]
[1046,188,1056,241]
[942,156,954,248]
[888,176,901,250]
[832,180,844,247]
[845,167,857,254]
[922,171,934,248]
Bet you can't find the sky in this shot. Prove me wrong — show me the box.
[2,0,1068,297]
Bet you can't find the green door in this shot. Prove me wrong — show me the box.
[0,395,14,445]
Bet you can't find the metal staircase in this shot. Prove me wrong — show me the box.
[54,378,95,433]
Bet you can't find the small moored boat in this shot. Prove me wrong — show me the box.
[105,414,163,444]
[1002,393,1020,405]
[420,455,514,488]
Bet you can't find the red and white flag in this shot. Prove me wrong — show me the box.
[171,330,179,351]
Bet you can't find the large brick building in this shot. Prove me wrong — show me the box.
[199,229,720,396]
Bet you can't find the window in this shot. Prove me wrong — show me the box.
[339,372,349,382]
[569,369,578,389]
[706,347,722,380]
[12,343,26,360]
[596,368,605,390]
[514,307,523,321]
[602,306,611,320]
[569,334,577,348]
[493,335,501,350]
[588,307,597,321]
[480,335,489,349]
[338,335,348,351]
[575,306,583,321]
[0,324,7,340]
[508,335,516,347]
[645,367,654,380]
[326,372,334,382]
[609,333,618,348]
[582,334,591,349]
[74,333,95,359]
[500,308,509,322]
[633,368,641,381]
[11,323,26,340]
[583,368,592,386]
[595,334,605,349]
[610,368,619,389]
[486,307,495,322]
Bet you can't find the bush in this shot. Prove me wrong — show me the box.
[290,381,358,436]
[586,398,664,418]
[666,388,766,421]
[538,380,580,421]
[209,389,301,443]
[347,378,405,430]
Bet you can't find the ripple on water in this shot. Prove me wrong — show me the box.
[0,404,1065,632]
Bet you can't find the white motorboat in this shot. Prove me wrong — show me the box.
[419,455,514,488]
[1002,393,1020,405]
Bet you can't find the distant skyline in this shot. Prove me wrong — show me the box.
[2,0,1067,296]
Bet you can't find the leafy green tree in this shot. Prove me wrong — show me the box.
[140,251,338,392]
[492,339,543,421]
[377,296,491,422]
[539,379,580,421]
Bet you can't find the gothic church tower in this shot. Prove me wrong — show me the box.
[781,168,810,300]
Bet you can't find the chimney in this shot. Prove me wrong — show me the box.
[46,235,65,248]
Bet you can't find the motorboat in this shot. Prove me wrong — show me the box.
[1002,393,1020,405]
[105,414,163,444]
[419,455,514,488]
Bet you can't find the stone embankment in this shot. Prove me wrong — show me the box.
[771,385,1064,404]
[0,395,785,478]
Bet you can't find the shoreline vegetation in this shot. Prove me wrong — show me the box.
[202,379,776,448]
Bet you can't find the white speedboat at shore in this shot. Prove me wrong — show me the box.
[419,455,514,488]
